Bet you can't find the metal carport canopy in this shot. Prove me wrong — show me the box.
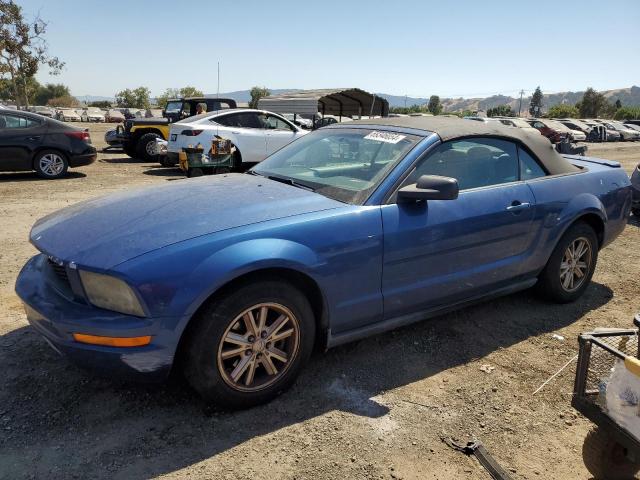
[257,88,389,117]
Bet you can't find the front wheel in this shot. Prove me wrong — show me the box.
[183,279,315,409]
[536,222,598,303]
[136,133,161,162]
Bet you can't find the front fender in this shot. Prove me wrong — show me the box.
[177,238,324,318]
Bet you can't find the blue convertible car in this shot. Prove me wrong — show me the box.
[16,117,632,408]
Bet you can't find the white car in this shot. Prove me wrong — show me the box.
[167,109,308,166]
[495,117,541,135]
[80,107,106,122]
[55,108,81,122]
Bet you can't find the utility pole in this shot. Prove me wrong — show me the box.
[518,89,525,117]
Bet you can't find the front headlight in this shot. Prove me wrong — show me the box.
[79,270,146,317]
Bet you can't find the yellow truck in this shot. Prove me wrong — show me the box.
[116,97,236,165]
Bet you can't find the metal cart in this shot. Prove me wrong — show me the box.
[573,314,640,479]
[179,138,235,178]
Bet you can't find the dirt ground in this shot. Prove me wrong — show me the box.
[0,123,639,480]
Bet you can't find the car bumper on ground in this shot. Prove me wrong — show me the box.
[14,254,177,382]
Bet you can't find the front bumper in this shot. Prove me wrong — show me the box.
[15,254,178,382]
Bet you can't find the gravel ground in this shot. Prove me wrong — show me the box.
[0,124,639,480]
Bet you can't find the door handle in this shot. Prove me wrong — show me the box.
[506,201,531,212]
[27,136,42,141]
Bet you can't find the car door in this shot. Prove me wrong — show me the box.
[0,113,45,171]
[215,112,267,163]
[380,137,537,319]
[260,113,300,155]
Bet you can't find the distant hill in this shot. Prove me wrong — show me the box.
[74,86,640,111]
[438,86,640,114]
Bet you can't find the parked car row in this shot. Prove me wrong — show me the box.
[464,115,640,143]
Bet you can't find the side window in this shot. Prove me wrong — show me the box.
[237,113,263,129]
[263,114,294,131]
[213,113,239,127]
[518,147,546,180]
[0,114,40,129]
[408,138,519,190]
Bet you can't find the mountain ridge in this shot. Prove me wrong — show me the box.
[76,86,640,111]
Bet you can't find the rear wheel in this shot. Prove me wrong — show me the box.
[136,133,161,162]
[183,279,315,409]
[536,222,598,303]
[582,427,640,480]
[34,150,68,179]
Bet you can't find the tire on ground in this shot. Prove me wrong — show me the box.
[136,132,161,162]
[33,150,69,179]
[183,278,315,409]
[582,426,640,480]
[536,221,598,303]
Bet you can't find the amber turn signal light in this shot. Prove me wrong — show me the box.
[72,333,152,347]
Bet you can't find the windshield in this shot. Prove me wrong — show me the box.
[165,101,183,114]
[253,128,421,205]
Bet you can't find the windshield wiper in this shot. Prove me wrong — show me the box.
[245,170,262,176]
[267,175,316,192]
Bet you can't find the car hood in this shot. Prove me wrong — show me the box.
[30,173,344,269]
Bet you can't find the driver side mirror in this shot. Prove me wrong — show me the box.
[397,175,459,203]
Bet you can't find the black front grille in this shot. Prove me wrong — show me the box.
[47,258,69,284]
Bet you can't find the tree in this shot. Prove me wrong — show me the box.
[427,95,442,115]
[547,104,579,119]
[615,99,622,110]
[613,106,640,121]
[487,105,514,117]
[34,82,70,105]
[115,86,151,108]
[529,86,543,117]
[579,87,610,118]
[0,1,64,107]
[88,100,112,109]
[249,86,270,109]
[46,95,79,107]
[156,85,204,107]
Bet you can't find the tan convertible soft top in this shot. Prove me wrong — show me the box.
[350,116,580,175]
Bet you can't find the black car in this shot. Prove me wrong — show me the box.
[0,110,96,179]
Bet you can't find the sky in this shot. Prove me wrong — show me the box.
[15,0,640,99]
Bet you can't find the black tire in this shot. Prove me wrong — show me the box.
[123,142,137,158]
[188,168,203,178]
[136,132,161,162]
[582,427,640,480]
[536,221,598,303]
[33,150,68,179]
[183,278,315,409]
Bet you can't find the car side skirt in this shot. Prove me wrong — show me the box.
[326,277,537,348]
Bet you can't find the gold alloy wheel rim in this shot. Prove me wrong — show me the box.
[560,237,592,292]
[217,303,300,392]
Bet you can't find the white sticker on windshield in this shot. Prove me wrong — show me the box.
[364,131,406,144]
